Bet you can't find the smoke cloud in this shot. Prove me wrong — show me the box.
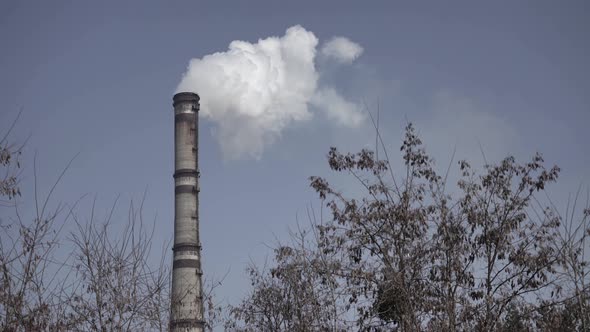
[321,37,364,64]
[311,88,364,127]
[176,25,364,160]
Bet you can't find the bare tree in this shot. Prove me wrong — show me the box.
[309,124,444,331]
[226,218,351,331]
[0,111,24,202]
[235,122,578,332]
[541,188,590,331]
[456,153,562,331]
[0,112,79,331]
[0,113,225,331]
[67,195,170,331]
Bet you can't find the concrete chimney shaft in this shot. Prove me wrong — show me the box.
[170,92,204,332]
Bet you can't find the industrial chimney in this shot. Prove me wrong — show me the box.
[170,92,204,331]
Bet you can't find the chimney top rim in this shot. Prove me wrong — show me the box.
[173,92,200,105]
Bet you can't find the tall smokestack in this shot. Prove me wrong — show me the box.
[170,92,204,331]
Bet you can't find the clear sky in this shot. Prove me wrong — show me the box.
[1,0,589,315]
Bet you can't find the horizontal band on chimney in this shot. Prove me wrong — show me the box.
[173,258,200,269]
[175,112,196,124]
[173,243,201,252]
[169,319,205,329]
[175,185,197,194]
[173,169,199,178]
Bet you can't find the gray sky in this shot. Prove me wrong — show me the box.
[1,0,589,314]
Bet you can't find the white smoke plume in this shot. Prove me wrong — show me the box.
[177,25,364,160]
[321,36,364,64]
[311,88,364,127]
